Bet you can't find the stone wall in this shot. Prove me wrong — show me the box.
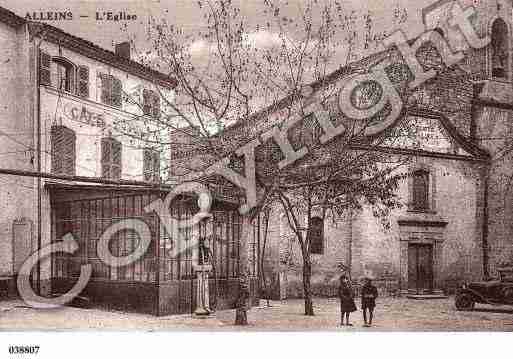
[0,21,36,280]
[262,155,485,299]
[475,105,513,276]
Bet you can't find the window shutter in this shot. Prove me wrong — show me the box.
[112,139,122,180]
[100,74,111,105]
[143,148,160,182]
[68,66,75,95]
[96,72,102,103]
[153,151,160,181]
[77,66,89,98]
[143,89,151,115]
[101,138,111,178]
[101,139,111,163]
[51,127,63,174]
[152,92,160,118]
[39,51,52,86]
[62,130,76,175]
[112,140,122,166]
[101,138,122,180]
[112,77,122,108]
[143,149,151,173]
[143,148,151,181]
[143,89,161,118]
[51,126,76,176]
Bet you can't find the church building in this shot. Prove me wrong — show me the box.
[259,0,513,298]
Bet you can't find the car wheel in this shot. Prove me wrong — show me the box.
[455,294,475,311]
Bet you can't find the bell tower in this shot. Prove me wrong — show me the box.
[465,0,513,275]
[474,0,512,82]
[423,0,513,83]
[424,1,513,276]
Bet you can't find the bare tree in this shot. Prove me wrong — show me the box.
[113,0,412,316]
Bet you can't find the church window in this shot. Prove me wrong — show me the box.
[412,169,430,212]
[308,216,324,254]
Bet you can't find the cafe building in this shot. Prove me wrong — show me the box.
[0,7,257,315]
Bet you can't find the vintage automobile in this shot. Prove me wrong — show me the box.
[455,267,513,310]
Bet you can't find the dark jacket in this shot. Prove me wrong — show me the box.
[339,282,357,312]
[361,283,378,308]
[236,283,250,309]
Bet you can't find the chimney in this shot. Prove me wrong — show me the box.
[115,42,131,60]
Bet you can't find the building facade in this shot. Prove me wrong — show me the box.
[0,7,257,315]
[2,0,513,311]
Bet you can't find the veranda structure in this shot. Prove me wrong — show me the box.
[49,183,258,315]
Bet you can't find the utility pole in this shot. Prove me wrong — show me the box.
[34,34,42,296]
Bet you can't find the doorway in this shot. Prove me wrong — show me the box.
[408,243,434,294]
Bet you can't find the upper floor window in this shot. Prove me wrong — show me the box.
[412,169,430,212]
[143,89,161,118]
[39,52,52,87]
[39,51,90,98]
[101,137,122,180]
[491,18,509,79]
[143,148,160,182]
[51,125,76,176]
[54,58,75,93]
[77,66,90,98]
[308,216,324,255]
[99,73,123,108]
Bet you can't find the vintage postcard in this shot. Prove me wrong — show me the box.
[0,0,511,356]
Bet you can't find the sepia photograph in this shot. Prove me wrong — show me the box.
[0,0,510,357]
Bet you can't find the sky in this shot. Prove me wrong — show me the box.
[0,0,438,63]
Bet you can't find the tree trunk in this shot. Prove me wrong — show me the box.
[303,258,314,316]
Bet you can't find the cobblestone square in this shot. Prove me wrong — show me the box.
[1,297,512,331]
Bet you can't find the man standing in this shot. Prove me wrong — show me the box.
[361,277,378,327]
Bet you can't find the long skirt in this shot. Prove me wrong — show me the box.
[340,297,357,313]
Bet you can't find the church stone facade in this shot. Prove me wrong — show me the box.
[259,0,513,298]
[166,0,513,300]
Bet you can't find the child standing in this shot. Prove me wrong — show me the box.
[338,275,357,326]
[361,277,378,327]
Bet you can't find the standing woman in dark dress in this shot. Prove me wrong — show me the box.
[361,277,378,327]
[338,275,357,326]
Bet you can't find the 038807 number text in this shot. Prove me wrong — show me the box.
[8,345,39,355]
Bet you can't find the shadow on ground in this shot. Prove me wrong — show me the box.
[471,307,513,315]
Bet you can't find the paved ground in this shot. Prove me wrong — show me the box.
[0,296,512,331]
